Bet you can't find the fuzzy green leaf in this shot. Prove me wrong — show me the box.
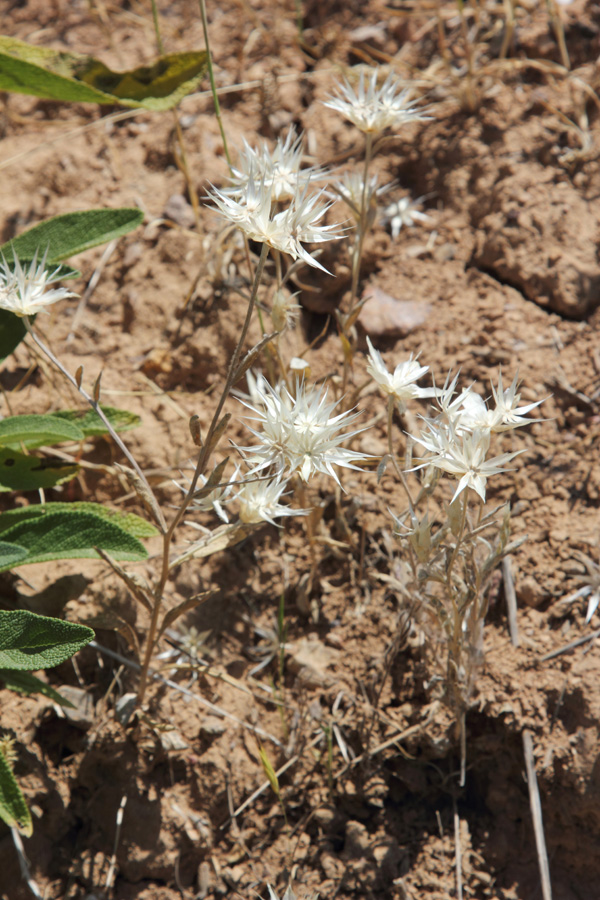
[0,749,32,836]
[0,509,150,571]
[0,38,207,110]
[0,310,27,362]
[0,502,157,540]
[0,208,144,265]
[0,448,78,492]
[53,405,141,437]
[0,669,75,707]
[0,609,94,670]
[0,542,28,568]
[0,414,84,449]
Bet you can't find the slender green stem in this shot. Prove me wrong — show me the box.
[150,0,165,54]
[197,0,232,169]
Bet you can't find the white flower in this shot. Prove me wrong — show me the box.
[227,128,325,204]
[413,423,523,502]
[489,371,545,432]
[366,337,435,409]
[324,67,430,135]
[382,195,430,239]
[238,379,369,484]
[176,465,239,524]
[208,177,342,273]
[333,171,393,221]
[0,249,77,317]
[271,290,301,331]
[456,391,500,432]
[237,476,309,526]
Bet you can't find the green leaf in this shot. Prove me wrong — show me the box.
[0,669,75,707]
[0,310,27,362]
[0,38,207,110]
[53,405,141,437]
[0,448,78,492]
[0,208,144,265]
[0,542,28,568]
[0,749,32,836]
[0,609,93,670]
[0,509,150,571]
[0,502,157,540]
[0,414,84,449]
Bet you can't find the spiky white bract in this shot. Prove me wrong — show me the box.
[208,176,342,273]
[238,379,369,484]
[366,337,435,409]
[324,67,429,135]
[175,466,239,524]
[490,370,545,432]
[334,171,393,221]
[382,195,430,239]
[227,128,325,204]
[237,476,308,526]
[412,422,523,502]
[0,250,77,317]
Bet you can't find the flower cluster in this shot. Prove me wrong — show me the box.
[324,67,429,136]
[237,377,368,484]
[208,127,341,272]
[0,250,76,318]
[225,127,325,204]
[367,340,543,502]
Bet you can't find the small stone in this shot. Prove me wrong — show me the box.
[358,285,430,338]
[163,194,196,230]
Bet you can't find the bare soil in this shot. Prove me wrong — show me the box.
[1,1,600,899]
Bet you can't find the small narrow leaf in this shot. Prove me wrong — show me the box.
[258,744,281,799]
[0,414,84,449]
[0,610,94,670]
[53,405,141,437]
[0,669,76,707]
[0,749,32,836]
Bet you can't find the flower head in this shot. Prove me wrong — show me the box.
[382,195,431,239]
[324,68,430,135]
[208,177,342,273]
[366,337,435,409]
[0,249,77,317]
[333,171,393,223]
[238,379,369,484]
[490,371,545,432]
[237,476,309,526]
[412,422,523,502]
[227,128,325,204]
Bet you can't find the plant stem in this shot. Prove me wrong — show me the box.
[136,242,269,705]
[24,321,166,533]
[348,132,374,316]
[197,0,232,169]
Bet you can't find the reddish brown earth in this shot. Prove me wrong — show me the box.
[1,1,600,898]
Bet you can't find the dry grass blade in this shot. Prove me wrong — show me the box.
[523,730,553,900]
[502,556,519,647]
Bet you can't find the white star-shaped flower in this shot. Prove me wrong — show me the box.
[0,250,77,318]
[324,68,430,135]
